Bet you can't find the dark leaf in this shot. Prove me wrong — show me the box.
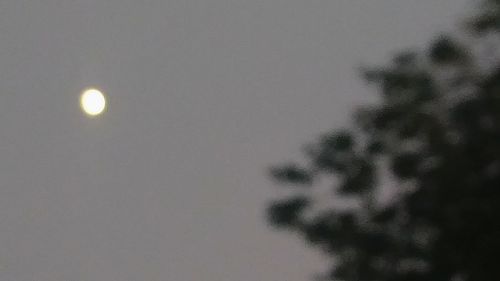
[267,197,309,228]
[321,131,355,151]
[391,153,421,179]
[270,165,312,185]
[429,36,467,64]
[339,161,375,194]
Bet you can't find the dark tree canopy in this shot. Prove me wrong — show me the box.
[267,1,500,280]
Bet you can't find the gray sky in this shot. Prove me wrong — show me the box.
[0,0,468,280]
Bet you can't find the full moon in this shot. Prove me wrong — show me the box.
[81,88,106,116]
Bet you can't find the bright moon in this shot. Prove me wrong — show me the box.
[81,89,106,116]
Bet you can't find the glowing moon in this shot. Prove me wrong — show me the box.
[81,89,106,116]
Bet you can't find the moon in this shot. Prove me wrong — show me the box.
[81,89,106,116]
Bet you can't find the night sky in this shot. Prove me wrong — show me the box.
[0,1,468,280]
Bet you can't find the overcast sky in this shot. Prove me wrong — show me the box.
[0,1,469,280]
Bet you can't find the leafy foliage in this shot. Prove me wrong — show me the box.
[267,1,500,280]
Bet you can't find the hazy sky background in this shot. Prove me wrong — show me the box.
[0,0,469,280]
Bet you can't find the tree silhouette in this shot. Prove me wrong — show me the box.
[267,1,500,280]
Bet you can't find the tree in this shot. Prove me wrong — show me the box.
[267,1,500,280]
